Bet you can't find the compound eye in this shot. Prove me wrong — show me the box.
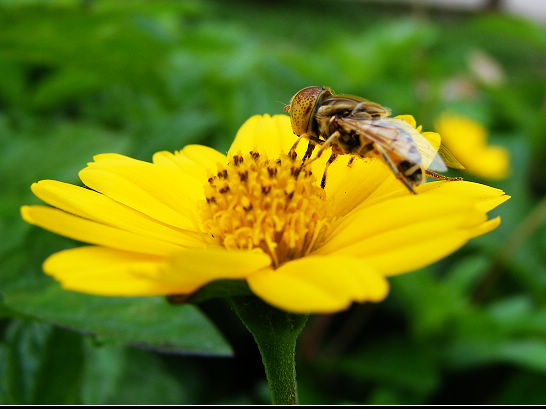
[288,87,325,135]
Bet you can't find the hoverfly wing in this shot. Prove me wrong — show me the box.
[426,150,449,172]
[375,118,448,172]
[420,125,465,170]
[437,144,465,170]
[394,120,464,170]
[339,117,448,172]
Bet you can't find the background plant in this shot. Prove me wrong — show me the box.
[0,0,544,404]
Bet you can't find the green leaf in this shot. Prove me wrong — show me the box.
[1,320,83,404]
[0,297,15,319]
[0,320,197,404]
[487,296,546,336]
[495,371,546,405]
[0,59,25,107]
[177,279,253,305]
[0,121,132,258]
[81,343,192,405]
[0,342,9,403]
[2,284,232,357]
[1,321,50,404]
[31,69,103,110]
[444,339,546,373]
[326,338,439,396]
[0,229,232,357]
[80,342,126,404]
[391,270,469,337]
[30,324,84,404]
[444,255,489,294]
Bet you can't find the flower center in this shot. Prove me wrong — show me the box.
[202,151,331,267]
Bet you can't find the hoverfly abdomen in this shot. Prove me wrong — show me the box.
[356,141,375,157]
[398,160,424,185]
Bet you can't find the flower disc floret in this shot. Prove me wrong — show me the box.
[202,151,331,267]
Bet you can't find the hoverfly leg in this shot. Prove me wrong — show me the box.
[378,148,417,195]
[316,131,341,158]
[302,141,316,163]
[425,170,463,181]
[321,153,338,189]
[400,178,417,195]
[347,157,355,168]
[289,134,305,156]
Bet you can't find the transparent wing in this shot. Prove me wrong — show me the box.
[418,129,465,170]
[338,117,448,172]
[437,144,465,169]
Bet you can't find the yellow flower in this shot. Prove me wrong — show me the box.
[435,113,510,180]
[21,115,509,314]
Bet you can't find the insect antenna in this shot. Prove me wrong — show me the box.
[276,100,290,112]
[425,170,463,181]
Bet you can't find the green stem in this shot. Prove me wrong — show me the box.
[229,296,308,405]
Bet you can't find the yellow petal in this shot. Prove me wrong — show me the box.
[473,146,510,179]
[180,144,228,169]
[436,114,486,147]
[353,231,470,276]
[44,246,192,295]
[434,114,510,180]
[163,246,272,290]
[316,184,506,275]
[416,181,510,213]
[247,256,389,313]
[21,205,181,256]
[468,216,501,238]
[89,153,204,207]
[31,180,208,247]
[329,206,484,251]
[324,156,397,217]
[322,194,477,252]
[364,180,508,212]
[152,151,193,173]
[79,153,204,230]
[228,114,296,159]
[153,145,227,181]
[395,114,417,128]
[359,172,410,205]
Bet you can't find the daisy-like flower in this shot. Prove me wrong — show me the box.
[21,114,509,314]
[435,113,510,180]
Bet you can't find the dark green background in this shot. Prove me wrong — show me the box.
[0,0,544,404]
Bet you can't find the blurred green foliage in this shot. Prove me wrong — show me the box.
[0,0,545,404]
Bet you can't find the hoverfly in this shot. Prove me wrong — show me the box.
[284,86,463,193]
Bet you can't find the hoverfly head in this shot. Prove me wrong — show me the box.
[287,86,330,136]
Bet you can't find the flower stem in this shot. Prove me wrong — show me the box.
[229,296,308,405]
